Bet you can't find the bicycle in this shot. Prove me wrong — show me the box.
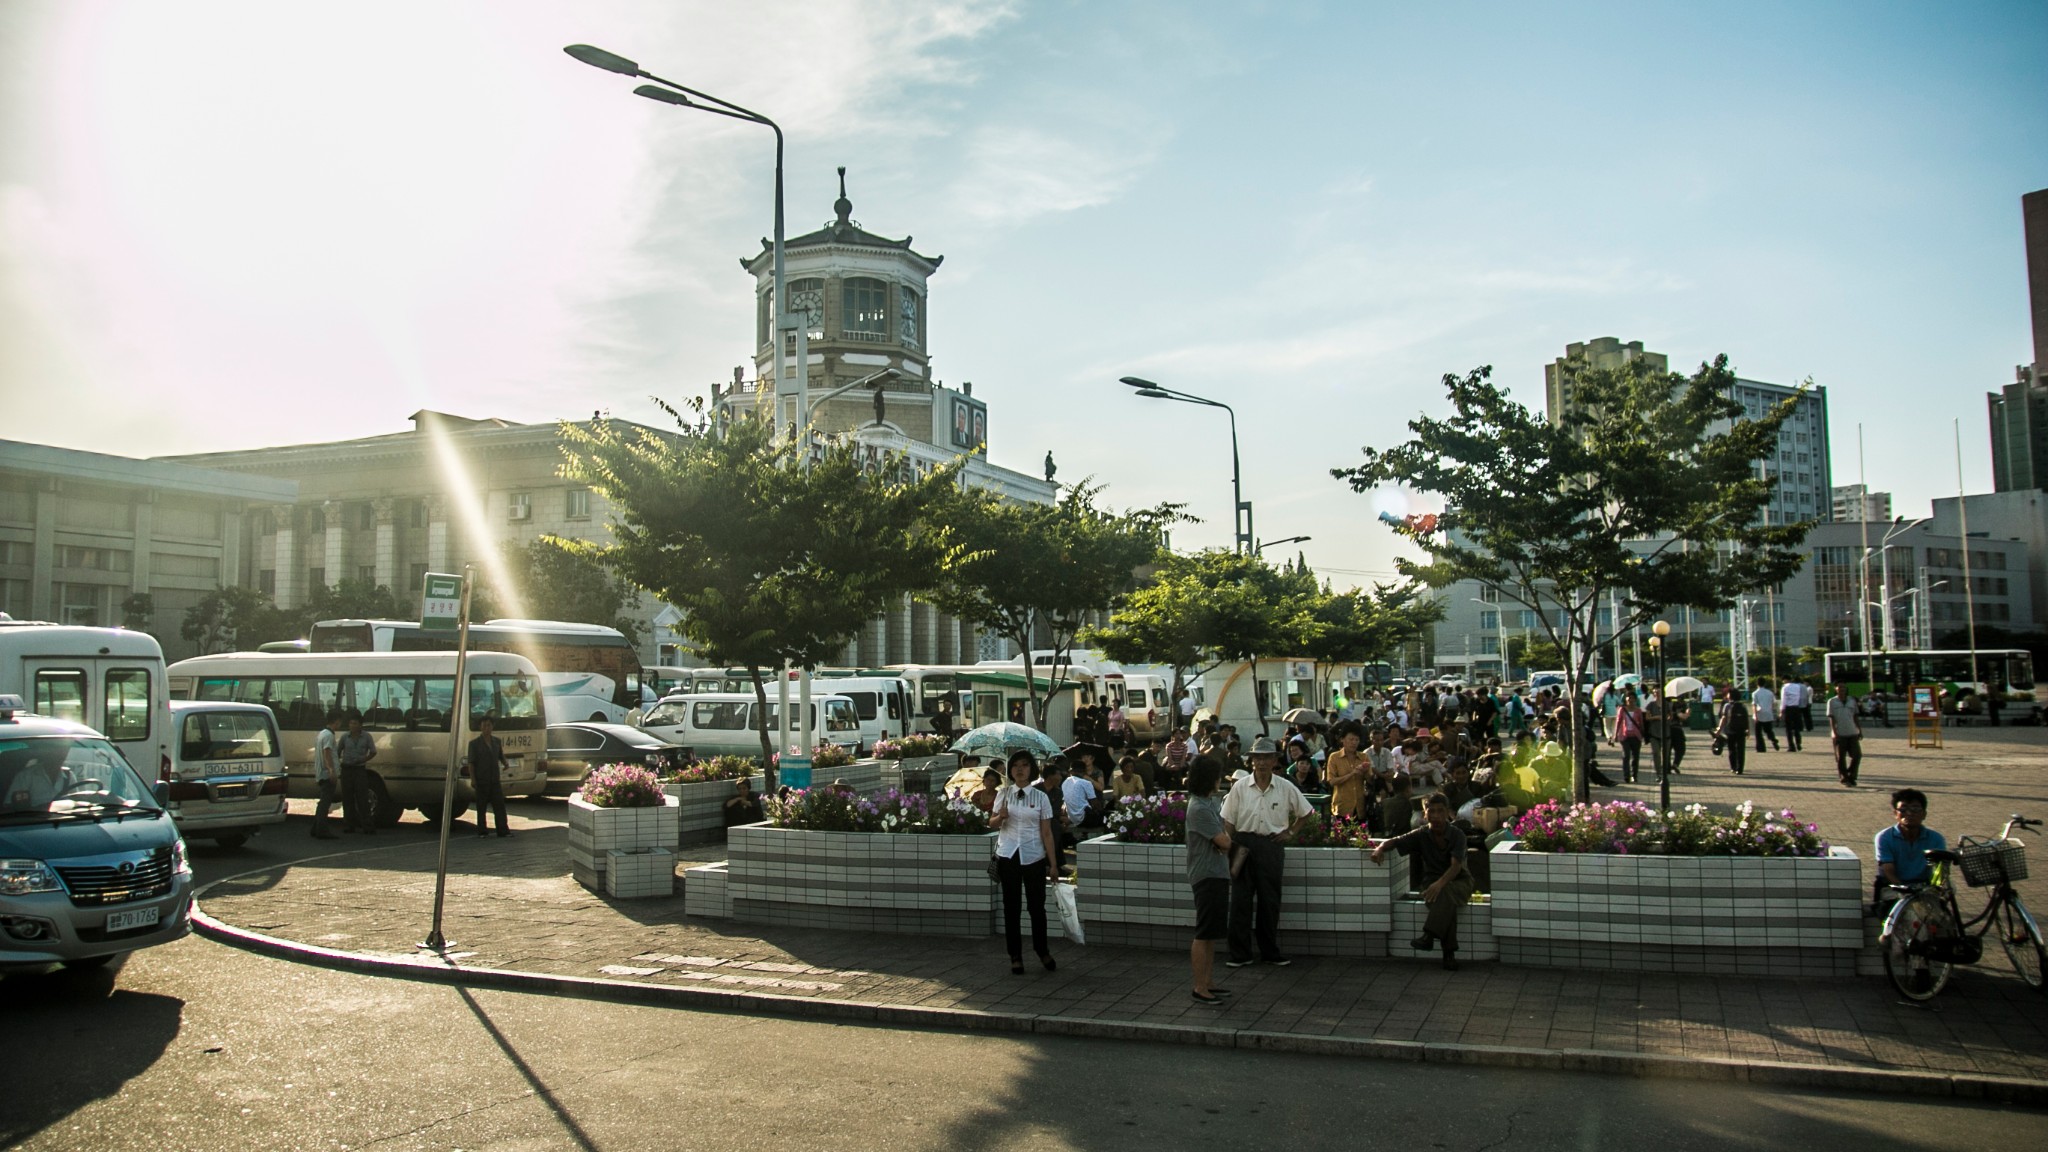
[1881,813,2047,1001]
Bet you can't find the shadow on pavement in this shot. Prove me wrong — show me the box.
[458,986,601,1152]
[0,958,184,1146]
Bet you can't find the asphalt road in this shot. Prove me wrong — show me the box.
[4,799,2045,1151]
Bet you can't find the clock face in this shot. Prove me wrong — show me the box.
[790,286,824,333]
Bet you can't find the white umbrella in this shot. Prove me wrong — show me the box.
[1664,675,1705,699]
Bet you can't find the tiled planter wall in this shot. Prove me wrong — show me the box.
[566,794,680,891]
[726,823,998,937]
[605,848,677,898]
[1390,898,1497,961]
[662,775,766,847]
[803,758,883,796]
[684,861,731,919]
[1488,844,1865,977]
[1076,835,1410,956]
[880,753,958,794]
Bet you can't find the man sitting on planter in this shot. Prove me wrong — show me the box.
[1372,792,1473,971]
[1221,736,1315,968]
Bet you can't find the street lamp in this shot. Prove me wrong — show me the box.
[1255,535,1310,553]
[1868,516,1929,651]
[1120,376,1252,553]
[564,44,801,428]
[1651,619,1671,815]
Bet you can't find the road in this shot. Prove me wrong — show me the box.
[0,827,2039,1152]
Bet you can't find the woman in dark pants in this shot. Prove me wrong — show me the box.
[991,750,1060,975]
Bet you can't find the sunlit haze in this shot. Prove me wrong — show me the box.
[3,1,2045,587]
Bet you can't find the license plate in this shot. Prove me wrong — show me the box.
[203,763,247,777]
[106,906,161,933]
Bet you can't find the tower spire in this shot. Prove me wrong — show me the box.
[834,166,852,227]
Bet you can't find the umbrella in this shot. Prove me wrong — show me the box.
[951,722,1063,761]
[1664,675,1705,699]
[1281,707,1329,728]
[1591,674,1644,709]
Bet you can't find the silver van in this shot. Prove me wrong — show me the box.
[163,700,288,849]
[0,694,194,973]
[637,692,862,760]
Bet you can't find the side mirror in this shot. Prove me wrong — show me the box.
[152,781,171,806]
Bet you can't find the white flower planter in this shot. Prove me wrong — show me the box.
[661,775,766,847]
[604,848,676,899]
[879,753,958,794]
[725,823,999,937]
[1076,834,1412,956]
[1488,843,1866,977]
[566,793,680,892]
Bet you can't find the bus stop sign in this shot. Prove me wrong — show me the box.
[421,573,464,630]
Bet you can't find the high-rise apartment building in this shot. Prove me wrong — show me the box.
[1989,189,2048,492]
[1831,483,1892,523]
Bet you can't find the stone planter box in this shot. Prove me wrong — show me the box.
[662,775,766,847]
[1391,897,1497,961]
[725,822,998,937]
[605,848,676,899]
[1076,834,1411,956]
[799,758,884,795]
[1488,843,1865,977]
[879,753,958,795]
[566,793,680,892]
[683,861,731,919]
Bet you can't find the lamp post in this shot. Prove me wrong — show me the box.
[563,44,799,426]
[1651,619,1671,815]
[1255,535,1310,553]
[1870,516,1929,651]
[1119,376,1251,553]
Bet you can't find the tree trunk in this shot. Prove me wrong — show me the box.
[749,667,778,793]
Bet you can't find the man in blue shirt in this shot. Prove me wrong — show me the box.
[1873,787,1946,911]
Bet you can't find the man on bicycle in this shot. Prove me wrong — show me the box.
[1873,787,1947,914]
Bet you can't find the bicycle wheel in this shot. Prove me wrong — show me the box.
[1883,889,1958,1001]
[1998,894,2048,991]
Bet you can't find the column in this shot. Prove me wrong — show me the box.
[858,614,884,667]
[321,501,346,591]
[373,498,397,590]
[272,505,300,609]
[220,504,243,591]
[130,494,154,599]
[911,601,936,666]
[29,484,55,619]
[936,611,958,665]
[425,496,451,572]
[959,617,982,663]
[889,596,913,665]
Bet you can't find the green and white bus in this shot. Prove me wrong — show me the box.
[1822,649,2037,713]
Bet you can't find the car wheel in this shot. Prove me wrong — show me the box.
[369,775,402,828]
[417,800,472,827]
[589,712,609,723]
[212,834,249,849]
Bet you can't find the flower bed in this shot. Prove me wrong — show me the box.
[1491,801,1863,977]
[660,757,766,847]
[566,771,680,892]
[724,793,998,937]
[873,737,957,794]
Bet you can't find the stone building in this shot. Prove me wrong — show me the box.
[0,438,296,659]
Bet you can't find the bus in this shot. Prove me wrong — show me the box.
[1822,649,2037,713]
[0,622,169,782]
[166,651,548,826]
[309,618,642,720]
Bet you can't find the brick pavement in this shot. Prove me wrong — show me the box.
[199,725,2048,1082]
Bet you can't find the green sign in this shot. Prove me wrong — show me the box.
[421,572,464,630]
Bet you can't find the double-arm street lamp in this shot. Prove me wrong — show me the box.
[564,45,804,427]
[1119,376,1252,553]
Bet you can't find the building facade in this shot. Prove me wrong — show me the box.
[1987,190,2048,493]
[0,439,296,659]
[1832,484,1892,524]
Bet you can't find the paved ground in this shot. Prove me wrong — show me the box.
[7,933,2045,1152]
[188,724,2048,1088]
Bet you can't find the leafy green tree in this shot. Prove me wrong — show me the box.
[471,539,644,644]
[182,587,274,653]
[929,481,1181,728]
[1504,633,1568,674]
[558,403,963,784]
[1332,356,1808,799]
[1298,581,1444,674]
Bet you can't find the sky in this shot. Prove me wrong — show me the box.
[3,0,2045,590]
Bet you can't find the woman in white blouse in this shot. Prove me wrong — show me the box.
[992,750,1061,974]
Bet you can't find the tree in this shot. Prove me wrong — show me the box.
[558,403,963,785]
[182,587,276,654]
[1504,633,1567,675]
[1332,357,1808,799]
[472,539,644,643]
[1298,581,1444,675]
[929,481,1181,728]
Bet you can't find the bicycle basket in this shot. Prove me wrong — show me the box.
[1957,836,2027,887]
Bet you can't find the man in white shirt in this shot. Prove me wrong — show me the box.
[1220,737,1315,968]
[1779,679,1808,752]
[1827,682,1863,786]
[1750,680,1780,753]
[1060,764,1100,831]
[311,712,341,840]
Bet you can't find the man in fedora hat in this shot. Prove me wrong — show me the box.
[1220,735,1315,968]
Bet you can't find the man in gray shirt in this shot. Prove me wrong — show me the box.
[1184,755,1233,1004]
[1373,793,1472,970]
[338,714,378,834]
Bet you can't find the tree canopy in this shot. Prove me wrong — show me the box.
[1332,355,1809,798]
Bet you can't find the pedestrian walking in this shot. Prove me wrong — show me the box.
[1373,792,1473,970]
[1780,678,1808,751]
[1184,756,1235,1005]
[1610,689,1646,784]
[1750,679,1780,752]
[1222,737,1315,968]
[1715,687,1750,775]
[310,712,342,839]
[338,713,378,834]
[1827,682,1863,786]
[466,716,511,837]
[992,751,1060,975]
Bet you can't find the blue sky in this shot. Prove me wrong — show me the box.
[2,1,2044,586]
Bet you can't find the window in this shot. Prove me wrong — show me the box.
[842,277,888,336]
[358,504,375,530]
[758,288,772,347]
[1476,585,1500,603]
[258,569,276,596]
[1480,637,1500,655]
[342,676,420,731]
[57,583,106,626]
[899,288,920,347]
[508,493,531,521]
[410,500,428,529]
[692,701,750,730]
[33,669,87,725]
[358,565,375,583]
[308,567,326,592]
[408,564,427,591]
[104,668,151,742]
[309,507,326,534]
[1479,611,1499,631]
[547,727,605,754]
[56,546,131,572]
[180,710,275,762]
[566,489,591,519]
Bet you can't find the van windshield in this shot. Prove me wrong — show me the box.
[180,711,278,761]
[0,737,163,821]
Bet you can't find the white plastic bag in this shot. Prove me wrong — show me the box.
[1052,880,1085,945]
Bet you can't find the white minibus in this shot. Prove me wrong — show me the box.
[163,700,288,848]
[637,692,861,760]
[0,622,169,783]
[167,651,547,826]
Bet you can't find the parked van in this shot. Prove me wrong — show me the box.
[0,693,194,974]
[162,700,288,848]
[636,692,861,760]
[811,674,914,751]
[0,622,171,786]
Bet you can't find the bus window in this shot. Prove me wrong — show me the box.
[103,668,152,742]
[843,691,879,721]
[264,678,341,731]
[346,677,420,731]
[470,674,544,730]
[825,699,861,733]
[33,669,87,725]
[2012,656,2035,691]
[181,710,278,762]
[693,701,750,730]
[310,622,377,652]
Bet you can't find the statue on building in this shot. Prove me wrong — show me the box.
[1044,451,1057,485]
[873,385,886,426]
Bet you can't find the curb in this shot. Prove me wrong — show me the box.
[191,906,2048,1107]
